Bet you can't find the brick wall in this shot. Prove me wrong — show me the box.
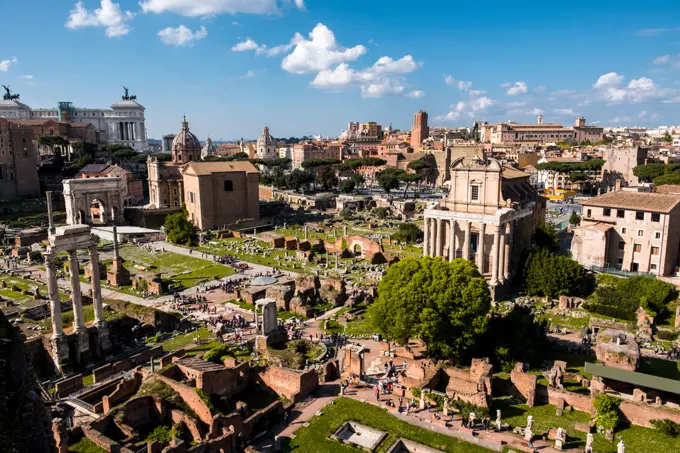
[510,369,537,407]
[160,349,186,368]
[155,375,214,424]
[542,387,593,413]
[93,346,163,382]
[102,373,142,414]
[258,367,318,401]
[619,401,680,428]
[55,374,84,397]
[82,418,135,453]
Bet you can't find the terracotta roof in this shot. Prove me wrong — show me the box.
[502,166,530,180]
[576,222,614,232]
[182,161,259,176]
[79,164,110,174]
[581,191,680,213]
[12,119,63,126]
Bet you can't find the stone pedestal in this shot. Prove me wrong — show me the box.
[255,335,268,353]
[75,329,91,364]
[97,321,112,352]
[107,258,131,286]
[524,428,533,442]
[52,334,71,374]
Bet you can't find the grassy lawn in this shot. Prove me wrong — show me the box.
[117,245,234,290]
[493,397,679,453]
[160,327,214,352]
[285,397,493,452]
[344,309,378,336]
[68,437,107,453]
[197,237,300,273]
[0,273,61,303]
[82,373,94,387]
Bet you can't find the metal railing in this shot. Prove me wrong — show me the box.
[585,264,656,279]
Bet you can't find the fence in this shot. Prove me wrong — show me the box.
[585,264,656,279]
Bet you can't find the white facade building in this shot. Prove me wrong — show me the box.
[0,88,148,151]
[256,124,277,159]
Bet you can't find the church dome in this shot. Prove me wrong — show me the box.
[257,125,274,149]
[172,117,201,163]
[201,137,217,159]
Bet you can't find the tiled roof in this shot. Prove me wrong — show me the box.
[182,161,259,176]
[502,166,530,180]
[79,164,110,174]
[581,191,680,213]
[177,357,225,373]
[654,185,680,194]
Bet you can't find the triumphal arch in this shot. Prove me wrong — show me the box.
[63,177,125,225]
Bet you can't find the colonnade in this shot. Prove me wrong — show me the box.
[423,217,514,285]
[118,121,139,141]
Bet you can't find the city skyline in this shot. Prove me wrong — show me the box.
[3,0,680,139]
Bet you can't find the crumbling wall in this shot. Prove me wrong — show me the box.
[258,367,318,401]
[55,374,84,397]
[510,364,537,407]
[83,418,135,453]
[155,375,214,424]
[102,373,143,414]
[619,401,680,428]
[93,346,163,382]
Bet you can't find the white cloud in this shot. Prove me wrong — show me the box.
[0,57,18,72]
[553,108,575,115]
[593,72,670,103]
[505,101,527,108]
[406,90,425,99]
[457,80,472,91]
[232,38,260,52]
[435,96,496,122]
[311,63,356,88]
[293,0,305,10]
[506,81,528,96]
[368,55,421,75]
[653,55,671,64]
[232,21,242,26]
[281,24,367,74]
[65,0,134,37]
[534,85,546,93]
[500,82,512,88]
[140,0,296,16]
[468,89,486,97]
[444,74,455,85]
[526,107,543,115]
[551,89,577,97]
[609,116,633,124]
[360,79,405,98]
[577,99,592,107]
[158,25,207,46]
[240,70,256,79]
[19,75,33,80]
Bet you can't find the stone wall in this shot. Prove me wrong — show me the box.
[619,400,680,428]
[104,299,181,332]
[258,367,318,401]
[55,374,84,397]
[102,373,143,414]
[160,349,186,368]
[541,387,593,413]
[176,361,250,398]
[155,375,214,424]
[510,365,537,407]
[82,418,135,453]
[93,346,163,382]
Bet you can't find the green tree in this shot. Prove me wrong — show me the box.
[594,394,622,432]
[300,158,340,169]
[633,163,667,182]
[662,131,673,143]
[340,179,356,194]
[286,169,314,192]
[392,223,423,243]
[533,223,558,251]
[569,210,581,225]
[524,248,584,299]
[369,257,491,361]
[164,206,197,246]
[377,168,405,193]
[351,173,365,188]
[399,172,422,198]
[315,165,338,190]
[653,172,680,186]
[372,207,391,219]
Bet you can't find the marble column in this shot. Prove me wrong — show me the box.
[69,250,85,334]
[504,222,513,280]
[492,225,502,284]
[435,218,443,257]
[44,252,64,338]
[463,221,471,260]
[88,246,104,325]
[429,218,437,257]
[449,220,456,262]
[423,218,430,257]
[477,223,486,274]
[498,224,506,283]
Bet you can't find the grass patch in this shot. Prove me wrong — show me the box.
[68,437,107,453]
[285,397,492,452]
[82,374,94,387]
[493,397,680,453]
[639,357,680,380]
[344,310,377,336]
[160,327,213,352]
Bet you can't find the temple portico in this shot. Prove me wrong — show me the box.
[44,220,111,372]
[422,157,545,294]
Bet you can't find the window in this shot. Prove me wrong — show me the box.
[617,257,624,265]
[471,185,480,201]
[655,232,661,239]
[638,230,644,237]
[224,180,233,192]
[587,209,592,218]
[631,262,639,272]
[621,228,626,234]
[189,192,195,204]
[652,213,660,222]
[651,263,657,270]
[603,208,611,217]
[617,209,625,218]
[635,211,644,220]
[634,244,641,253]
[651,246,659,256]
[618,241,625,251]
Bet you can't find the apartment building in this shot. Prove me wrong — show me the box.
[571,191,680,276]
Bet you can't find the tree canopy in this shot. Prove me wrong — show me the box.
[535,158,605,173]
[634,162,680,186]
[392,223,423,243]
[315,165,338,190]
[376,167,405,193]
[533,222,558,251]
[164,206,197,246]
[370,257,491,361]
[524,248,585,299]
[286,169,314,192]
[301,158,340,169]
[250,157,291,168]
[339,179,356,194]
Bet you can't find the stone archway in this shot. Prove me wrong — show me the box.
[353,243,362,257]
[63,177,126,226]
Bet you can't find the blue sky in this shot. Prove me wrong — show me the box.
[3,0,680,140]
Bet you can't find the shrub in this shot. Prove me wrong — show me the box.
[524,248,584,299]
[146,426,176,444]
[587,276,676,321]
[594,394,621,431]
[194,388,214,411]
[392,223,423,244]
[203,344,231,364]
[651,419,680,438]
[655,330,678,341]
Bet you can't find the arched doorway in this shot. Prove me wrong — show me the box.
[353,243,362,257]
[90,199,107,224]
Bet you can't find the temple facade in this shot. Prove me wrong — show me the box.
[423,158,545,294]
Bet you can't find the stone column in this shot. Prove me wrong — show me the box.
[68,249,90,359]
[449,220,456,262]
[498,224,506,283]
[45,252,63,338]
[435,218,443,257]
[504,222,513,280]
[463,221,471,260]
[429,218,437,257]
[89,244,112,352]
[46,191,56,235]
[477,223,486,274]
[492,225,501,284]
[422,218,429,257]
